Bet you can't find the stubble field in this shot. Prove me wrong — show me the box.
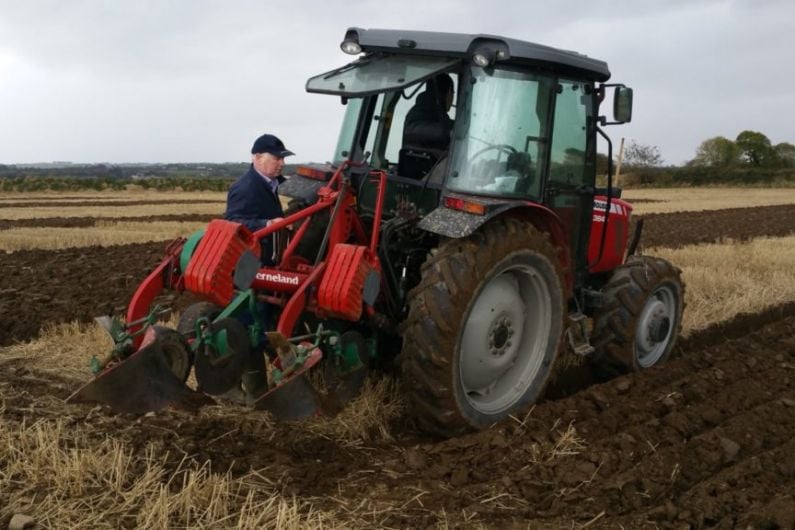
[0,187,793,529]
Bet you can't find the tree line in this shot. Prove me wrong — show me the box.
[689,131,795,169]
[619,130,794,170]
[614,130,795,186]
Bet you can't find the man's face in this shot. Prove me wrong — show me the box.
[253,152,285,178]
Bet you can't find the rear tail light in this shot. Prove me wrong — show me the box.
[443,196,487,216]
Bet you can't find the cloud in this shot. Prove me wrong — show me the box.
[0,0,793,164]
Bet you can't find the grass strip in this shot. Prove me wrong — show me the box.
[648,235,795,334]
[0,221,209,251]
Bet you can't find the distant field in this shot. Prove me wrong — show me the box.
[0,190,227,202]
[624,187,795,214]
[2,186,793,217]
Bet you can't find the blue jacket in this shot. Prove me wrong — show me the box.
[225,165,284,264]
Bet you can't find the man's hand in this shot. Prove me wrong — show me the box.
[266,217,293,231]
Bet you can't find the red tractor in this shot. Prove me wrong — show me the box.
[70,28,684,437]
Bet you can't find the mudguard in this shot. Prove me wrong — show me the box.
[418,199,566,245]
[418,199,573,293]
[279,174,327,205]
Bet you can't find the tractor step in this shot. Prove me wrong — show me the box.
[566,312,595,356]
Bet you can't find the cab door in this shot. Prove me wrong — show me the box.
[544,80,597,287]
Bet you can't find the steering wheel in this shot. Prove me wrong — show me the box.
[468,144,517,165]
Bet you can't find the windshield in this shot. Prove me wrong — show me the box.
[307,54,458,97]
[331,73,459,167]
[332,98,363,164]
[447,67,556,199]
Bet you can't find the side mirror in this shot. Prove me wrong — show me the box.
[613,86,633,123]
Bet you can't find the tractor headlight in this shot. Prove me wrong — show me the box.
[472,47,496,67]
[340,40,362,55]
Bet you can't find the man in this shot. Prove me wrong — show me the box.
[402,73,455,151]
[225,133,294,265]
[223,133,294,402]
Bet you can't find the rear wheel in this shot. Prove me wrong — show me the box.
[284,198,328,262]
[591,255,685,375]
[401,218,565,437]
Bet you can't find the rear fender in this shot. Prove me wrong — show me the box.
[279,174,327,205]
[418,203,573,294]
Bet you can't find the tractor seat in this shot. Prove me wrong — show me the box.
[397,147,443,180]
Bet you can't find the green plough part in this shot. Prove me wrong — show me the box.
[91,305,171,374]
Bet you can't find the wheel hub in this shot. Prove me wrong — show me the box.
[634,284,678,368]
[648,315,671,343]
[639,300,668,346]
[489,317,514,356]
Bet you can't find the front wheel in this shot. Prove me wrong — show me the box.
[401,218,565,437]
[591,256,685,375]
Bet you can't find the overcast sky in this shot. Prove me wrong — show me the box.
[1,0,793,165]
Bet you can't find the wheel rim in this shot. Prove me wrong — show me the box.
[635,283,678,368]
[458,262,552,415]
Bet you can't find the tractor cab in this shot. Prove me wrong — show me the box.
[303,28,634,289]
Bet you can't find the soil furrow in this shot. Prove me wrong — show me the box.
[1,199,223,208]
[0,242,200,345]
[1,310,793,528]
[0,214,216,230]
[1,197,794,529]
[637,203,795,249]
[616,438,795,528]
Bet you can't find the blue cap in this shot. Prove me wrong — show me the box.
[251,134,295,157]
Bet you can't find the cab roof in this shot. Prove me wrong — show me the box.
[344,27,611,82]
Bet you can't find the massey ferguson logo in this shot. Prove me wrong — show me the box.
[256,272,300,285]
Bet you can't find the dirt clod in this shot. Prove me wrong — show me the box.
[700,407,722,426]
[449,466,469,487]
[8,514,35,530]
[615,379,631,393]
[404,448,426,470]
[719,437,741,462]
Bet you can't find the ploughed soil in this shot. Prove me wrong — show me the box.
[2,203,794,346]
[1,305,793,528]
[0,242,199,345]
[1,201,794,527]
[0,214,216,230]
[637,203,795,249]
[0,199,223,208]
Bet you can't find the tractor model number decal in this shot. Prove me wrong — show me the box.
[593,200,627,216]
[256,272,301,285]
